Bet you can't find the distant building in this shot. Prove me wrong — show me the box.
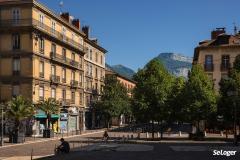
[105,67,136,126]
[193,28,240,90]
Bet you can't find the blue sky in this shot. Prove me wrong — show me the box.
[39,0,240,71]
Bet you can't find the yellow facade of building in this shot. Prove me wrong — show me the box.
[0,0,107,134]
[193,28,240,91]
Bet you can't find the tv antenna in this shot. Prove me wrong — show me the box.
[233,22,238,35]
[59,1,64,13]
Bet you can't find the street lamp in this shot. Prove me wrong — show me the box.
[227,90,238,146]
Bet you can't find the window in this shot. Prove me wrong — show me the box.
[90,49,93,60]
[79,92,83,105]
[80,37,83,46]
[12,85,20,97]
[95,83,98,90]
[86,48,89,58]
[71,52,75,61]
[13,58,20,75]
[62,27,66,41]
[39,38,44,53]
[62,89,66,100]
[12,8,20,24]
[79,57,82,68]
[51,65,56,76]
[90,65,93,76]
[51,20,56,35]
[51,88,56,99]
[79,73,83,86]
[95,52,98,63]
[39,61,44,78]
[62,48,66,60]
[95,68,98,78]
[39,86,44,100]
[221,55,230,70]
[71,92,75,104]
[39,14,44,27]
[100,55,103,65]
[12,34,20,49]
[71,71,75,81]
[205,55,213,71]
[62,68,66,83]
[51,43,56,55]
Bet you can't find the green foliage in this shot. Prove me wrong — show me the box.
[183,64,217,123]
[37,98,59,129]
[132,59,173,122]
[218,55,240,127]
[95,75,130,124]
[167,76,186,123]
[6,96,35,134]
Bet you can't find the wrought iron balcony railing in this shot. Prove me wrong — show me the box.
[50,75,60,84]
[70,80,78,88]
[0,19,85,51]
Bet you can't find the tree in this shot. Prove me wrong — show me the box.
[167,76,186,124]
[218,55,240,137]
[132,59,173,138]
[37,98,59,130]
[6,96,34,143]
[95,75,130,128]
[183,64,217,133]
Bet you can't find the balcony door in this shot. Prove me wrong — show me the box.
[51,65,56,76]
[12,8,20,24]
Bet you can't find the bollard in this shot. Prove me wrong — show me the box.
[146,132,149,138]
[179,131,182,137]
[220,131,223,137]
[30,148,33,160]
[204,131,207,137]
[137,132,140,139]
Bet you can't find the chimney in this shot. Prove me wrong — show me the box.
[72,19,80,29]
[82,26,90,38]
[211,28,226,40]
[60,12,70,22]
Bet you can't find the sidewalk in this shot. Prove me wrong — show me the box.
[1,129,105,148]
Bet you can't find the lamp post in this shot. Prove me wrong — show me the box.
[0,103,4,147]
[227,91,238,146]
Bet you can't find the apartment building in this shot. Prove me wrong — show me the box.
[0,0,106,135]
[193,28,240,91]
[105,68,136,126]
[83,27,106,129]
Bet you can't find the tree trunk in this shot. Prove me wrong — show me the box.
[47,114,51,129]
[160,120,163,139]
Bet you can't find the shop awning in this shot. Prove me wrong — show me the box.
[35,110,59,119]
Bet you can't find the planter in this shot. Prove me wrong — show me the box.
[43,129,54,138]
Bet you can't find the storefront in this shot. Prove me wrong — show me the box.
[68,107,78,132]
[34,110,59,136]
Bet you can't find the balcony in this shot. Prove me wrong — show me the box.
[62,78,66,83]
[12,71,20,76]
[59,98,71,106]
[204,64,214,72]
[39,96,44,102]
[70,80,78,88]
[70,60,79,68]
[39,72,44,78]
[50,75,60,84]
[0,19,85,52]
[221,63,231,72]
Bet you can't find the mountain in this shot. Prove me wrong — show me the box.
[155,53,193,78]
[106,64,135,79]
